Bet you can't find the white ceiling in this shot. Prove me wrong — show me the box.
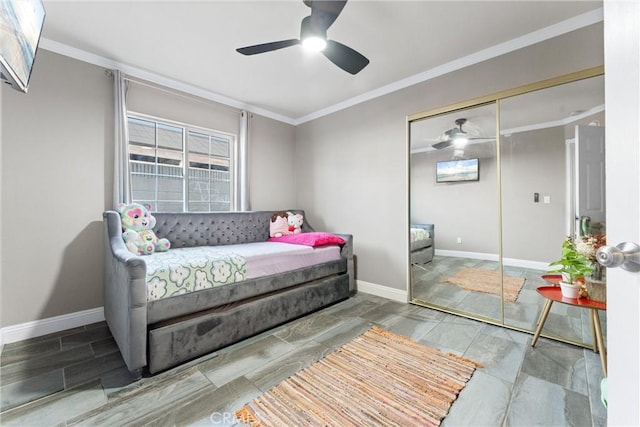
[40,0,603,124]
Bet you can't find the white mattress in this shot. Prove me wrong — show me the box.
[143,242,342,301]
[210,242,342,279]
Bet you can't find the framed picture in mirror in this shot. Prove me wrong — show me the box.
[435,158,479,183]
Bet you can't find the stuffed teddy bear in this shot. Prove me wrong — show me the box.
[117,202,170,255]
[270,211,290,238]
[287,211,304,234]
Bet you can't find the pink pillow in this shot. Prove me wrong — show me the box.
[268,232,345,247]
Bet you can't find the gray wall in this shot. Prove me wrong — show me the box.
[248,113,296,211]
[295,24,603,291]
[501,127,567,262]
[411,143,500,255]
[411,126,568,263]
[0,51,296,327]
[127,80,240,135]
[1,51,112,326]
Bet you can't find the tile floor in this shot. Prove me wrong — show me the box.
[411,256,607,348]
[0,293,606,426]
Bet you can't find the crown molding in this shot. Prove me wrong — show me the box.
[38,38,298,126]
[501,104,605,136]
[294,8,603,125]
[410,104,605,154]
[39,7,603,127]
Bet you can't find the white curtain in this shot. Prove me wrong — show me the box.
[113,70,130,206]
[238,110,250,211]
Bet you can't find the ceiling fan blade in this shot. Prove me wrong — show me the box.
[308,0,348,31]
[322,40,369,74]
[432,141,453,150]
[236,39,300,56]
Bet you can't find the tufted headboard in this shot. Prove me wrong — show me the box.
[152,210,311,248]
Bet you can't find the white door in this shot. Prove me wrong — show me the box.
[575,125,606,227]
[604,0,640,424]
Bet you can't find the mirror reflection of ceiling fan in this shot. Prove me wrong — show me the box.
[430,118,493,150]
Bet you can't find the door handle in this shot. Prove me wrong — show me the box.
[596,242,640,272]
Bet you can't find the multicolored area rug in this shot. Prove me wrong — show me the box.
[442,267,526,303]
[235,326,481,427]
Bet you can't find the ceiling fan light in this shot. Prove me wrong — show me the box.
[302,36,327,52]
[452,135,468,148]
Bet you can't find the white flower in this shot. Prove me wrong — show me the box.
[576,239,596,259]
[230,254,246,269]
[575,234,606,261]
[191,258,208,268]
[169,265,190,287]
[194,270,212,290]
[147,277,167,301]
[211,261,232,283]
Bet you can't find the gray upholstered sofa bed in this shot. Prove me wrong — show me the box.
[103,210,354,376]
[410,223,434,264]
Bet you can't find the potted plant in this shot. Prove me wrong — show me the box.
[548,237,594,298]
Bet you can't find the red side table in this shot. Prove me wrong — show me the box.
[532,286,607,376]
[541,274,562,286]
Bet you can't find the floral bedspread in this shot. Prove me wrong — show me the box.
[144,247,247,301]
[410,227,430,243]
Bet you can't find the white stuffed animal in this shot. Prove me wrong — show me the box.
[287,211,304,234]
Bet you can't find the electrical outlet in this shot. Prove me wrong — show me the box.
[456,237,462,244]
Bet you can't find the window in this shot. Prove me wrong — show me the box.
[128,115,235,212]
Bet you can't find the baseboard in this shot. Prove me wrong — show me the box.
[356,280,408,303]
[503,257,549,271]
[435,250,549,271]
[1,307,105,345]
[0,283,410,345]
[435,249,499,261]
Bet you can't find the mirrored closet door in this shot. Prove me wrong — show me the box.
[408,68,605,347]
[410,102,500,323]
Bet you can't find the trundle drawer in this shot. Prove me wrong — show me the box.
[147,274,349,373]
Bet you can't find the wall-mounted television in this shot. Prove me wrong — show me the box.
[436,158,480,183]
[0,0,46,93]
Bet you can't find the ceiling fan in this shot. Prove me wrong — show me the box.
[236,0,369,75]
[431,118,490,150]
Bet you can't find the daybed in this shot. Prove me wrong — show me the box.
[410,223,434,264]
[103,210,354,375]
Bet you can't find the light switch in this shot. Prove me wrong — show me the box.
[543,196,551,204]
[534,193,539,203]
